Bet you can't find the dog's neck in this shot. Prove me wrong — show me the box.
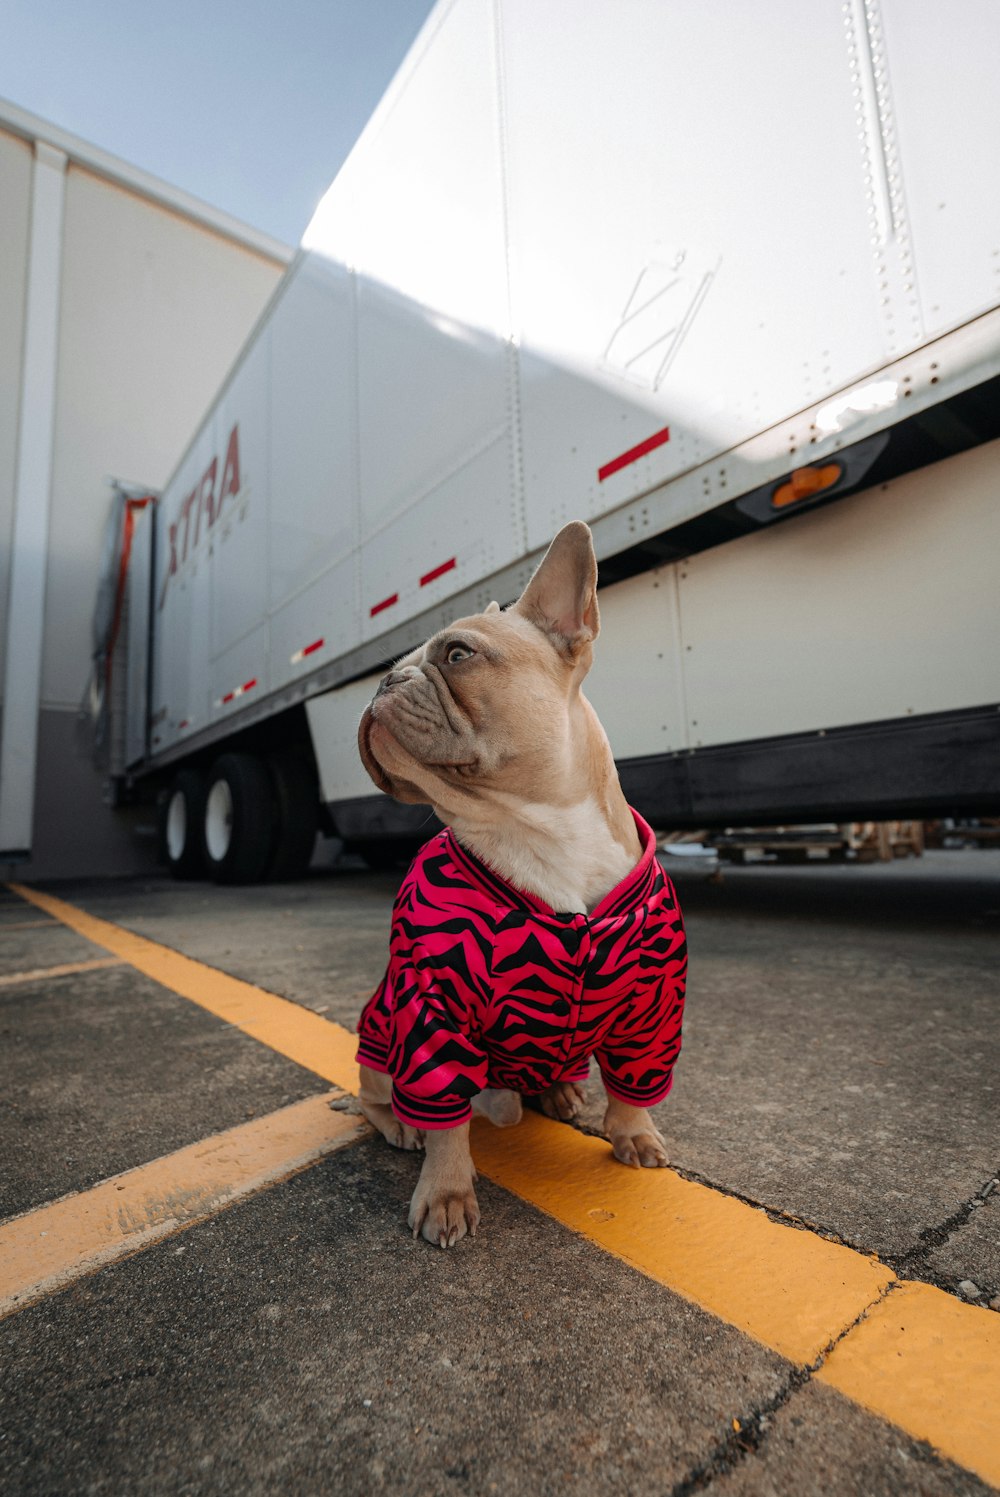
[453,797,639,914]
[446,698,642,915]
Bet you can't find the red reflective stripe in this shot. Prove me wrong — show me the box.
[420,557,456,587]
[370,593,398,617]
[242,678,257,693]
[302,638,324,657]
[222,692,234,704]
[598,426,670,482]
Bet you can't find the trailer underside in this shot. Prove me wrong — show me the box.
[326,704,1000,857]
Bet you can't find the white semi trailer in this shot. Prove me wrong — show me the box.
[93,0,1000,881]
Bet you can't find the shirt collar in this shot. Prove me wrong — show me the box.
[445,808,658,921]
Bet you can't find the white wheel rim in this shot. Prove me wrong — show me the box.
[166,791,187,861]
[205,779,234,862]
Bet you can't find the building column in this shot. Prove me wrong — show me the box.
[0,140,66,860]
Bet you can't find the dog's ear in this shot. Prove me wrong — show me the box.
[512,521,599,655]
[483,600,501,616]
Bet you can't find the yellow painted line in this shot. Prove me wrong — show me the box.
[0,1091,368,1320]
[818,1281,1000,1488]
[7,880,999,1485]
[0,957,124,988]
[7,883,360,1093]
[469,1112,890,1365]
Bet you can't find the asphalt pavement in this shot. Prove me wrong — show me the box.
[0,847,997,1494]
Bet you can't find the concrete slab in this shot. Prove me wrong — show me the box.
[650,854,999,1268]
[40,872,395,1022]
[0,963,321,1219]
[2,859,996,1494]
[709,1378,993,1497]
[0,918,104,976]
[0,1139,792,1497]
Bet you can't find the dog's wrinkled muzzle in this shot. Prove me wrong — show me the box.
[358,698,429,804]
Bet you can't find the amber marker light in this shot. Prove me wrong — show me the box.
[771,462,843,510]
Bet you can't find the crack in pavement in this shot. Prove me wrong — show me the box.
[576,1111,1000,1310]
[656,1160,859,1246]
[666,1282,906,1494]
[888,1171,999,1300]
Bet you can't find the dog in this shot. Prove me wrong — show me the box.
[357,521,687,1246]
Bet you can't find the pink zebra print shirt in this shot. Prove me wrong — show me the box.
[357,809,687,1131]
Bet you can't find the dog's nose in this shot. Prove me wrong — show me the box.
[375,667,413,698]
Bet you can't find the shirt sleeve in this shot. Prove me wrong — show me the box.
[357,838,501,1129]
[357,973,394,1073]
[596,893,687,1108]
[364,847,493,1129]
[386,956,490,1130]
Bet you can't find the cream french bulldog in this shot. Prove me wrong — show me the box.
[356,521,687,1247]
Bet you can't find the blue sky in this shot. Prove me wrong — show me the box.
[0,0,436,246]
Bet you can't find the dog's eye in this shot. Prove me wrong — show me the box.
[445,644,474,665]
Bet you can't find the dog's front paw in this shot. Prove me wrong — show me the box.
[408,1174,481,1248]
[539,1080,586,1122]
[610,1127,669,1169]
[405,1121,480,1247]
[603,1099,669,1169]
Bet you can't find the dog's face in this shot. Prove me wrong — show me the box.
[358,522,601,818]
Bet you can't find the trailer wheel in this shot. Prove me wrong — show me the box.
[266,750,319,881]
[202,753,274,884]
[161,769,206,879]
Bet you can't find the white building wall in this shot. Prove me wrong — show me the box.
[0,131,32,695]
[0,107,291,879]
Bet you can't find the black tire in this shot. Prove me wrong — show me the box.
[160,769,207,880]
[266,750,319,881]
[201,752,274,885]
